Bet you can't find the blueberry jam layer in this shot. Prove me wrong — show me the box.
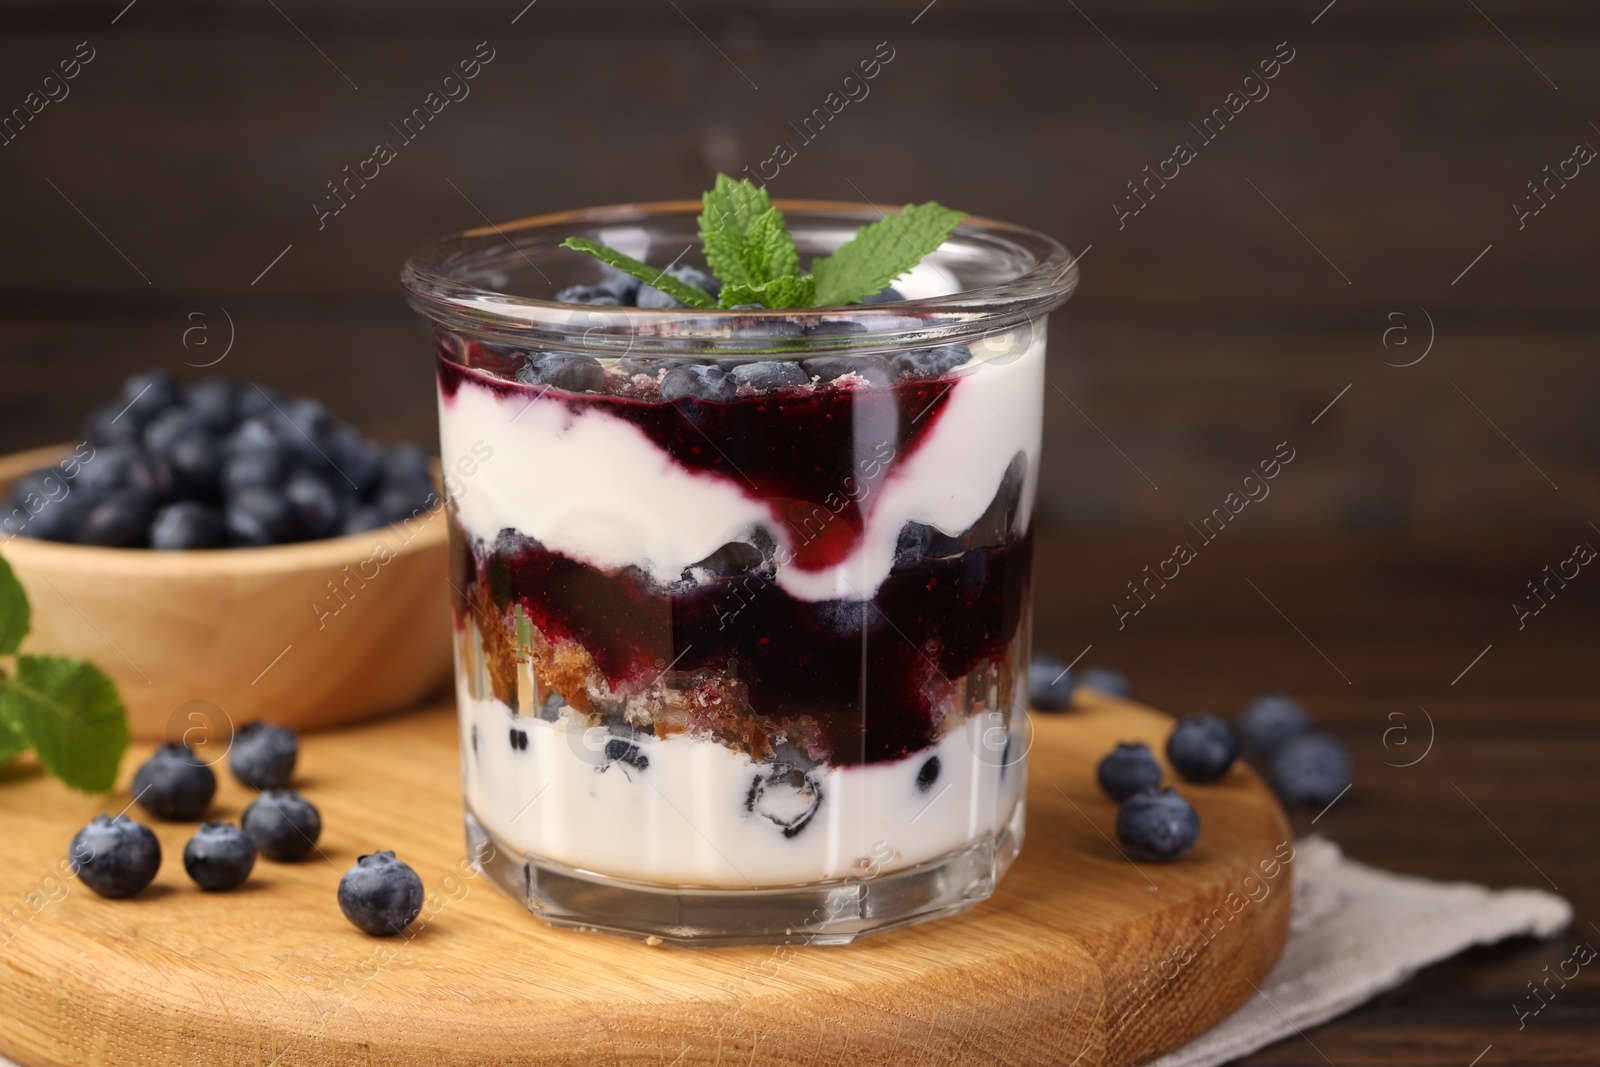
[450,513,1032,767]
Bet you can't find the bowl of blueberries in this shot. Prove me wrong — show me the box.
[0,370,453,739]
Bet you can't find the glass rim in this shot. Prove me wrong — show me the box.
[401,199,1078,357]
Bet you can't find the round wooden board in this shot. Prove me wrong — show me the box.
[0,693,1290,1067]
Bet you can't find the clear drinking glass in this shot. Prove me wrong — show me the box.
[402,201,1076,945]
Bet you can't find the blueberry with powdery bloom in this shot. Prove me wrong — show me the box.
[182,822,256,892]
[242,789,322,861]
[229,722,299,790]
[1237,692,1311,761]
[1028,654,1076,711]
[70,814,162,898]
[337,851,425,936]
[1097,742,1163,801]
[1116,788,1201,862]
[132,742,216,820]
[1270,734,1353,808]
[1166,714,1241,784]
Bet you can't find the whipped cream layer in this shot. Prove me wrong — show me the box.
[437,332,1044,603]
[458,685,1027,887]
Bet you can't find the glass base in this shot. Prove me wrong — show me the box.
[464,801,1024,947]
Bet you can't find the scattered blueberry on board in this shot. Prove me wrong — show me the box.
[1096,742,1164,801]
[70,814,162,899]
[229,722,299,791]
[1,369,436,548]
[1116,787,1202,862]
[182,822,257,892]
[1028,653,1076,711]
[338,851,425,937]
[1166,713,1241,784]
[1237,692,1311,760]
[1270,733,1353,808]
[132,742,217,821]
[241,789,323,862]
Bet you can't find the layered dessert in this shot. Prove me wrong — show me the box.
[437,315,1043,888]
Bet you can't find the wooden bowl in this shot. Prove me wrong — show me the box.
[0,444,452,740]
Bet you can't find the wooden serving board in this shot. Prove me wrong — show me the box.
[0,693,1290,1067]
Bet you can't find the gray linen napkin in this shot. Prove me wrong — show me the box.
[1148,835,1572,1067]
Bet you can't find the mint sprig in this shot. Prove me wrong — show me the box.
[562,174,965,309]
[811,201,966,308]
[558,237,717,309]
[0,552,130,793]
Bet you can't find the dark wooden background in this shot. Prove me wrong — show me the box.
[1,1,1596,1064]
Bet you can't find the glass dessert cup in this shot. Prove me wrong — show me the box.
[403,201,1076,945]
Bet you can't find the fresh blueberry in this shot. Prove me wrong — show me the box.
[520,353,606,393]
[225,487,302,546]
[892,344,969,379]
[597,268,642,304]
[745,767,823,838]
[241,789,322,862]
[636,265,720,309]
[1079,666,1132,699]
[660,363,735,403]
[340,505,387,535]
[1270,734,1352,808]
[132,742,217,820]
[603,737,649,772]
[226,416,285,460]
[149,501,228,550]
[731,361,808,392]
[892,522,934,569]
[142,405,208,453]
[916,755,940,791]
[800,354,893,387]
[381,443,431,487]
[1116,787,1201,862]
[2,471,80,542]
[72,444,142,502]
[1097,742,1163,801]
[120,369,182,416]
[1238,692,1312,760]
[284,470,344,540]
[235,383,286,421]
[69,814,162,898]
[273,397,337,470]
[80,488,157,547]
[185,377,238,434]
[375,475,437,525]
[327,424,383,498]
[687,540,766,578]
[182,821,256,891]
[82,401,145,448]
[229,722,299,790]
[1166,714,1241,783]
[554,284,622,306]
[337,851,424,936]
[220,449,287,497]
[1028,654,1076,712]
[860,287,905,304]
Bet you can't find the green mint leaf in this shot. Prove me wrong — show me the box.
[0,655,129,793]
[698,174,800,289]
[0,703,27,765]
[559,237,716,309]
[811,201,965,307]
[0,554,30,656]
[747,208,801,282]
[699,173,775,245]
[719,276,817,311]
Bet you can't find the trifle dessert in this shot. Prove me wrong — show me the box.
[403,183,1076,943]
